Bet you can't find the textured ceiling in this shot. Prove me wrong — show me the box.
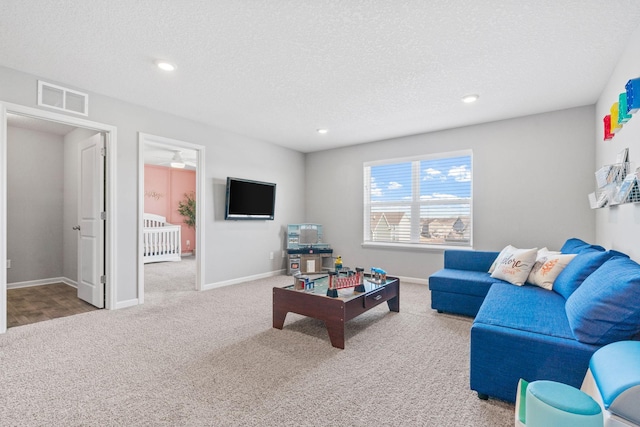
[1,1,640,153]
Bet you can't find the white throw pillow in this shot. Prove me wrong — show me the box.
[527,249,577,290]
[490,247,538,286]
[537,247,561,256]
[489,245,515,273]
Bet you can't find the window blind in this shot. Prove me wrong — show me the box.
[363,151,472,247]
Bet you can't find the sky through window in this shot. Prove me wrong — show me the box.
[370,156,471,202]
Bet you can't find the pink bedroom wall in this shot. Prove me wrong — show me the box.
[144,165,171,215]
[144,165,196,254]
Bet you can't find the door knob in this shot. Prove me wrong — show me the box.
[72,225,81,230]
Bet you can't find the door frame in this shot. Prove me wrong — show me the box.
[137,132,205,302]
[0,101,118,334]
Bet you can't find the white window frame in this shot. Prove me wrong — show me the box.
[363,150,473,250]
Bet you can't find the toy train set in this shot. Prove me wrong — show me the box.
[294,265,388,298]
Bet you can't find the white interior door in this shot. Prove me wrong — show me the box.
[77,133,105,308]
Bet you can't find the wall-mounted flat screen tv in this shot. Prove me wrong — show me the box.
[225,177,276,220]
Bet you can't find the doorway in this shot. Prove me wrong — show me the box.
[5,114,102,326]
[0,102,118,334]
[137,133,205,303]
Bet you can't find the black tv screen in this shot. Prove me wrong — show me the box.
[225,177,276,220]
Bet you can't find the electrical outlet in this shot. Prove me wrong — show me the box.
[282,250,286,258]
[270,251,274,260]
[6,259,11,269]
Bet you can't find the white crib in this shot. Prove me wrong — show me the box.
[143,213,182,263]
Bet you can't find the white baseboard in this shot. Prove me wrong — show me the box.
[396,275,428,285]
[114,299,139,309]
[6,277,142,311]
[7,277,77,290]
[61,277,78,288]
[203,269,287,291]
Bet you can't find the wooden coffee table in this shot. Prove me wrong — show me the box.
[272,275,400,349]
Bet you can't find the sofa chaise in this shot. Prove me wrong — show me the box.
[428,238,640,403]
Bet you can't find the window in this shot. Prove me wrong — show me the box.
[363,150,472,248]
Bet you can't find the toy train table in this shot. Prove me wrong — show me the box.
[272,271,400,349]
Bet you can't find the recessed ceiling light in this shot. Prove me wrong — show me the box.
[155,60,177,71]
[317,128,328,134]
[462,94,479,103]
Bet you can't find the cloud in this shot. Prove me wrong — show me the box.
[387,181,402,190]
[421,193,461,200]
[370,178,383,197]
[448,165,471,182]
[423,167,443,180]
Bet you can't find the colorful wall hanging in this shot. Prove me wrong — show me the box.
[603,77,640,141]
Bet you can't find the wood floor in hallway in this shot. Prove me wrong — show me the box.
[7,283,99,328]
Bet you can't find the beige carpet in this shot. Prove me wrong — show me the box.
[0,263,513,426]
[144,255,197,304]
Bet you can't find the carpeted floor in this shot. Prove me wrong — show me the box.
[144,255,197,304]
[0,263,514,426]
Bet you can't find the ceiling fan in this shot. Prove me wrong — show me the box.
[146,148,197,169]
[169,151,188,168]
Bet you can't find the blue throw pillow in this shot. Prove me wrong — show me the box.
[553,250,621,299]
[565,256,640,345]
[560,238,591,254]
[578,244,606,253]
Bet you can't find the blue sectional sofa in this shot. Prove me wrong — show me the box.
[428,238,640,403]
[429,249,501,317]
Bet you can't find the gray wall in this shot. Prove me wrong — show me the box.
[7,126,64,283]
[595,23,640,260]
[305,106,596,280]
[207,137,306,281]
[0,65,306,304]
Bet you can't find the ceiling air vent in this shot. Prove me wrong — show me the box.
[37,80,88,116]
